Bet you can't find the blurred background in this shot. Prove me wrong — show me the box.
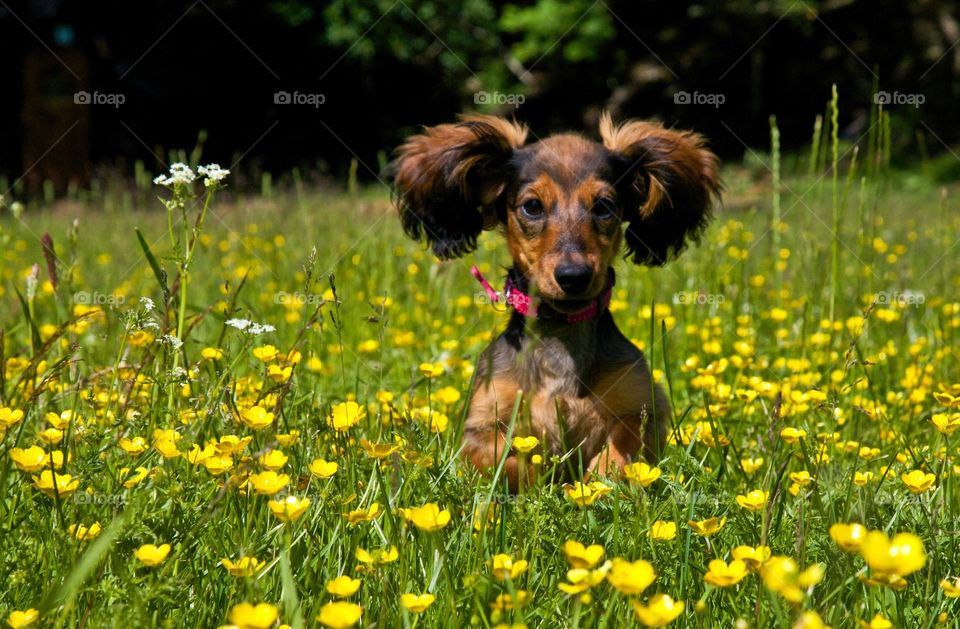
[2,0,958,197]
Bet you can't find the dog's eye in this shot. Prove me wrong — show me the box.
[592,198,617,219]
[520,198,544,218]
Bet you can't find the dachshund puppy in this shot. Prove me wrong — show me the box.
[391,113,720,489]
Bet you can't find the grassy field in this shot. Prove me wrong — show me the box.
[1,131,960,629]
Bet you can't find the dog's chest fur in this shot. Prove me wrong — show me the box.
[468,311,662,460]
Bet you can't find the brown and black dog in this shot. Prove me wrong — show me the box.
[390,113,720,489]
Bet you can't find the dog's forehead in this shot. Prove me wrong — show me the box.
[513,134,614,187]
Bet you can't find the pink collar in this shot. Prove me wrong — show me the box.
[471,265,614,323]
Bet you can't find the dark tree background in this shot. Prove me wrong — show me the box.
[2,0,959,194]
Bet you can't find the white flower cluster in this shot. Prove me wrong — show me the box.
[226,318,276,335]
[157,334,184,350]
[153,162,196,187]
[198,163,230,187]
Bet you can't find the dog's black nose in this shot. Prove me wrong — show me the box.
[554,264,593,295]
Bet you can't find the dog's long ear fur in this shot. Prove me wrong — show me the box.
[390,115,527,259]
[600,112,721,266]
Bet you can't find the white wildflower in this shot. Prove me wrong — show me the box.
[157,334,184,350]
[154,162,196,187]
[226,318,274,335]
[140,296,155,312]
[198,163,230,187]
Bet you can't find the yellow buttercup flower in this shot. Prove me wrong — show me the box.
[940,577,960,597]
[10,446,47,472]
[119,436,148,455]
[308,458,339,479]
[490,591,530,610]
[557,562,611,594]
[650,521,677,541]
[6,609,39,628]
[859,614,892,629]
[606,558,656,595]
[120,466,149,489]
[221,556,266,577]
[259,449,288,470]
[760,556,822,603]
[327,401,365,432]
[703,559,749,587]
[68,522,102,542]
[359,439,400,459]
[688,516,726,536]
[736,489,768,511]
[740,457,764,474]
[631,594,684,627]
[563,481,612,507]
[355,546,399,565]
[830,522,867,553]
[795,611,831,629]
[789,470,814,486]
[418,362,444,378]
[400,593,435,613]
[623,462,662,487]
[511,436,539,453]
[32,470,79,498]
[932,412,960,435]
[134,543,171,567]
[344,503,381,525]
[0,406,25,429]
[316,601,362,628]
[200,347,223,360]
[239,406,275,431]
[853,471,874,486]
[202,455,234,475]
[248,471,289,495]
[860,531,926,576]
[268,496,310,522]
[900,470,935,494]
[489,554,528,580]
[326,575,362,598]
[562,541,605,569]
[401,503,451,532]
[252,344,279,362]
[433,386,461,406]
[37,428,64,445]
[731,545,771,568]
[228,602,279,629]
[780,427,807,444]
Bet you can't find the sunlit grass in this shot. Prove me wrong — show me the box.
[0,150,959,628]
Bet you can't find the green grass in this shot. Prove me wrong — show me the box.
[0,153,959,629]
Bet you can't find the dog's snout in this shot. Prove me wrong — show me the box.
[554,264,593,295]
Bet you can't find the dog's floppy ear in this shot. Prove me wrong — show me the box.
[600,112,720,266]
[390,115,527,260]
